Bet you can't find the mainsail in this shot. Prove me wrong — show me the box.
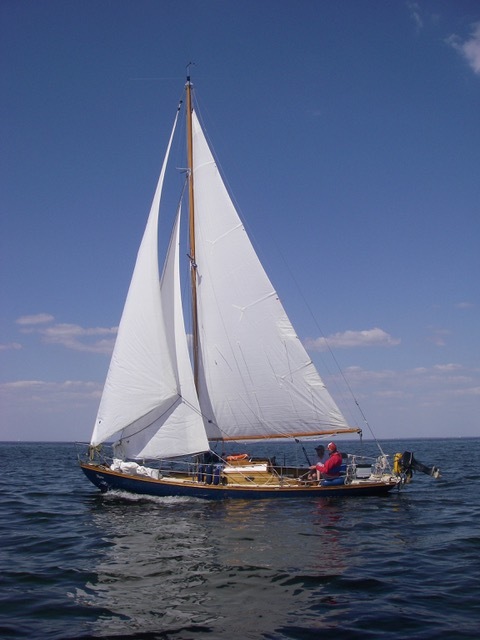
[191,110,350,442]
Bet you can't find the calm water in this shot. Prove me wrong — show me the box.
[0,438,479,639]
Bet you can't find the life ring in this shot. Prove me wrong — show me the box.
[226,453,249,462]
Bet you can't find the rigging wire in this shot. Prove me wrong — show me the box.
[274,250,388,456]
[178,82,364,452]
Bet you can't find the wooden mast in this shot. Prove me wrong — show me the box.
[186,74,200,389]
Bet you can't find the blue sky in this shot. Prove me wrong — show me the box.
[1,0,479,442]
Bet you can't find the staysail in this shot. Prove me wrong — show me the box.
[90,109,208,459]
[191,110,352,442]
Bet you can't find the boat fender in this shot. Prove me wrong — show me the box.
[320,477,345,486]
[205,464,214,484]
[213,464,224,485]
[226,454,249,461]
[393,453,402,475]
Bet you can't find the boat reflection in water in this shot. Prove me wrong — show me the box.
[79,492,357,638]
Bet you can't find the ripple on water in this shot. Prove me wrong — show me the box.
[1,440,479,639]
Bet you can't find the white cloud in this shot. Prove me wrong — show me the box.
[16,313,54,326]
[0,379,101,409]
[0,379,103,440]
[323,361,480,438]
[407,1,423,33]
[305,328,400,351]
[433,363,462,372]
[427,327,450,347]
[40,323,117,354]
[342,366,397,382]
[0,342,22,351]
[455,301,475,309]
[14,314,117,354]
[324,361,478,431]
[449,386,480,397]
[338,362,477,397]
[447,22,480,75]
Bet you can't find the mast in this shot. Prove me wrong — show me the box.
[186,74,200,389]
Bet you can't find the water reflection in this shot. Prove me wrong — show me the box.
[82,493,217,636]
[81,493,356,638]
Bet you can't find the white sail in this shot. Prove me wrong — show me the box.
[91,111,208,458]
[191,110,350,441]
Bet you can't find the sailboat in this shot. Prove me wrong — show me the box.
[79,77,438,499]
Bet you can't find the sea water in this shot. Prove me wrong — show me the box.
[0,438,479,639]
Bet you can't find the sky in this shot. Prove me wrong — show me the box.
[1,0,479,443]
